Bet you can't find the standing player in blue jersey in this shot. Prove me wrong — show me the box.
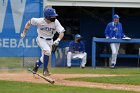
[67,34,87,68]
[105,14,130,68]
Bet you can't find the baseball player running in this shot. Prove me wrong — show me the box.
[105,14,130,68]
[67,34,87,68]
[20,8,65,76]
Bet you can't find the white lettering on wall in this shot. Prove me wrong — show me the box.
[0,38,38,48]
[0,0,8,33]
[3,39,9,48]
[18,39,25,48]
[10,39,17,48]
[11,0,26,33]
[26,39,31,48]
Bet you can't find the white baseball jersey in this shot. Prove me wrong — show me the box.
[30,18,65,57]
[30,18,65,38]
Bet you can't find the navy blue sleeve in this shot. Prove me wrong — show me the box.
[120,23,125,38]
[105,23,110,37]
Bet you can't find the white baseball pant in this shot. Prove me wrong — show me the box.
[36,37,53,63]
[67,52,87,67]
[110,43,120,65]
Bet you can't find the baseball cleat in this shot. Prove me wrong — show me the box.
[67,66,71,69]
[110,63,115,69]
[81,66,85,69]
[43,68,51,76]
[32,63,39,74]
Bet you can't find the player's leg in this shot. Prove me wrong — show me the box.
[67,52,73,68]
[114,43,120,65]
[32,56,43,74]
[113,43,120,65]
[42,49,51,76]
[32,38,44,74]
[110,43,118,68]
[36,37,52,76]
[80,52,87,68]
[116,43,120,53]
[43,40,53,76]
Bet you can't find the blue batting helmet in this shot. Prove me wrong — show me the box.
[75,34,82,39]
[113,14,120,19]
[44,8,58,18]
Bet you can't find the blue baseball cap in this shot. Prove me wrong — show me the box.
[44,8,58,18]
[75,34,82,39]
[113,14,120,19]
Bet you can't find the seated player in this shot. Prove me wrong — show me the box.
[67,34,87,68]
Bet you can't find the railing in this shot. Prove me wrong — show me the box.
[92,37,140,68]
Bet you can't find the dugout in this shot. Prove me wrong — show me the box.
[44,0,140,67]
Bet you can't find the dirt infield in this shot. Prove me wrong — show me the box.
[0,72,140,92]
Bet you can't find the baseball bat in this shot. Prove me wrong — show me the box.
[28,68,55,84]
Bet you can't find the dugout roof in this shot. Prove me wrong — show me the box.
[44,0,140,8]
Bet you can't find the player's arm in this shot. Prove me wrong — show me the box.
[53,19,65,45]
[120,23,131,39]
[57,32,64,41]
[120,23,127,38]
[20,20,31,38]
[20,18,38,39]
[105,23,110,39]
[53,32,64,45]
[52,32,64,52]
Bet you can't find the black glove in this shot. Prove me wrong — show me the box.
[52,44,58,52]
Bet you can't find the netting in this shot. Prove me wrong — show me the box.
[0,57,39,69]
[22,57,39,68]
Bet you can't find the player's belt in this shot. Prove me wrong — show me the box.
[40,37,52,40]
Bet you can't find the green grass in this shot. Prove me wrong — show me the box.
[0,57,140,75]
[1,58,140,93]
[0,57,139,75]
[0,80,139,93]
[66,75,140,85]
[0,57,21,68]
[1,67,140,75]
[50,67,140,75]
